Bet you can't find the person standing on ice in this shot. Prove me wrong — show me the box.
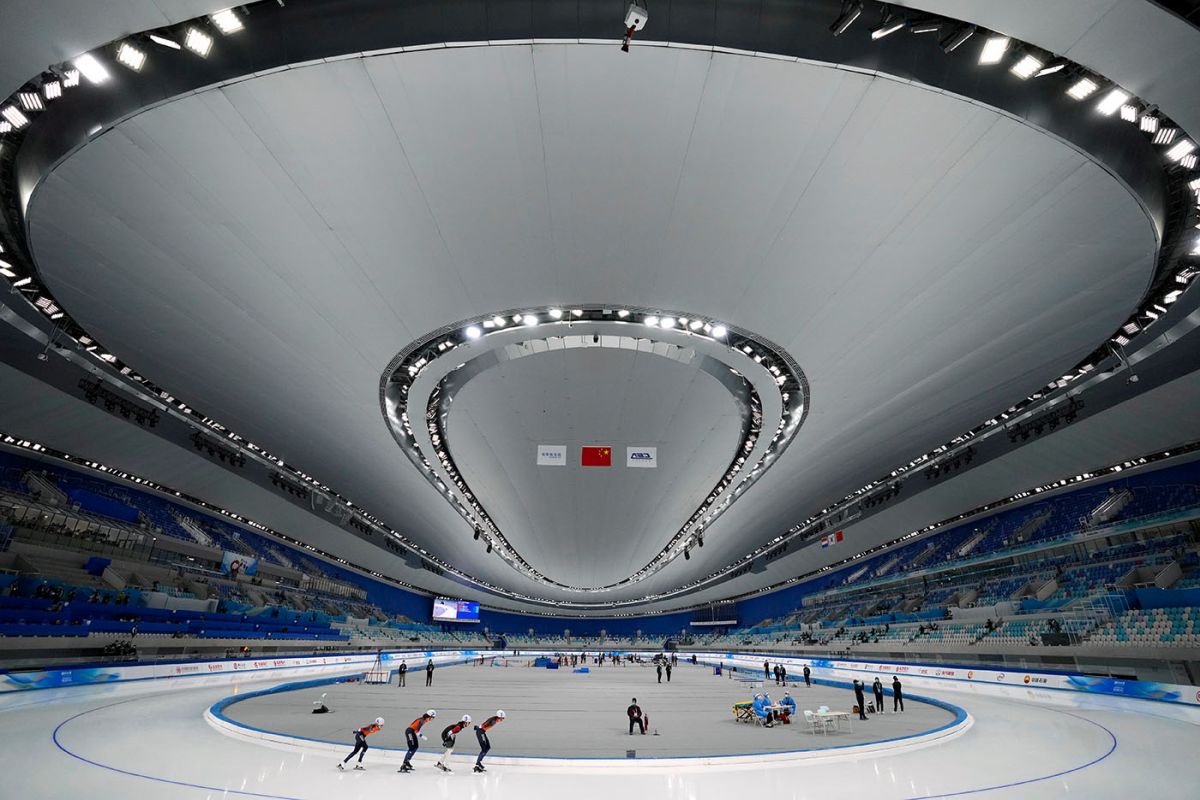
[336,717,383,770]
[435,714,472,773]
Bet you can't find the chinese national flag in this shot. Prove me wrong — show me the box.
[581,446,612,467]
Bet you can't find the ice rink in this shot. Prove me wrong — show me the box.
[218,659,957,757]
[3,660,1200,798]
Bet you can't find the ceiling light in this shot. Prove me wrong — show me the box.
[617,309,630,318]
[1119,104,1138,122]
[644,315,659,326]
[660,316,676,328]
[689,319,703,331]
[511,314,523,323]
[1010,55,1042,79]
[1181,154,1198,170]
[1,106,29,129]
[491,315,505,327]
[73,53,110,84]
[1034,61,1066,77]
[1166,140,1195,162]
[522,313,538,326]
[1066,78,1098,100]
[116,42,147,71]
[17,92,43,111]
[908,20,941,34]
[149,33,181,50]
[830,1,863,36]
[42,80,62,101]
[0,121,10,134]
[978,36,1009,65]
[465,325,482,340]
[940,24,976,53]
[1095,89,1128,116]
[1140,114,1159,133]
[711,324,727,338]
[548,308,563,319]
[184,28,213,56]
[871,16,905,40]
[1153,127,1178,145]
[210,9,244,34]
[570,309,583,317]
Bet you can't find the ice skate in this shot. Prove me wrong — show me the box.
[353,764,365,771]
[473,764,486,773]
[435,761,452,773]
[336,763,345,771]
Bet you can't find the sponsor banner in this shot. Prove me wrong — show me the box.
[705,652,1200,707]
[581,446,612,467]
[626,446,657,468]
[536,444,567,466]
[220,551,259,577]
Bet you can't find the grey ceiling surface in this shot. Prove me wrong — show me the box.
[448,346,742,586]
[23,45,1158,601]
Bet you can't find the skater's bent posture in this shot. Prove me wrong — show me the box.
[436,715,472,772]
[474,710,506,773]
[337,717,383,770]
[398,710,436,772]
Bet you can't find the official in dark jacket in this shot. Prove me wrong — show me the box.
[853,680,867,720]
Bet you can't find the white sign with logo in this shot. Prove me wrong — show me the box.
[626,446,658,468]
[536,444,567,466]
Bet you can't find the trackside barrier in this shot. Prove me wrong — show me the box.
[687,652,1200,707]
[0,648,478,692]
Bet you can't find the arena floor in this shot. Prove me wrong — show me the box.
[4,659,1200,798]
[219,660,956,757]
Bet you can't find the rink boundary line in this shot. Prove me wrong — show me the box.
[204,671,972,767]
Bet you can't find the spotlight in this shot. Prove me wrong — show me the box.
[486,541,493,554]
[474,528,481,541]
[908,20,941,34]
[42,80,62,101]
[1,106,29,129]
[465,325,482,339]
[1066,78,1099,100]
[548,308,563,319]
[1152,127,1178,145]
[617,309,630,318]
[940,24,975,53]
[711,324,727,338]
[17,91,43,112]
[1010,55,1042,79]
[522,313,538,326]
[184,28,213,57]
[978,36,1009,65]
[1165,140,1195,162]
[62,69,80,88]
[210,9,244,34]
[830,1,864,36]
[689,319,703,331]
[73,53,110,84]
[492,315,506,327]
[684,549,690,560]
[1140,114,1159,134]
[1034,61,1066,77]
[870,14,905,40]
[644,315,659,326]
[149,34,180,51]
[1095,89,1128,116]
[659,316,676,328]
[116,42,147,71]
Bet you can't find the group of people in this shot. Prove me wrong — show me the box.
[851,677,904,720]
[751,690,797,726]
[391,659,436,687]
[654,652,678,683]
[764,660,813,687]
[339,707,507,774]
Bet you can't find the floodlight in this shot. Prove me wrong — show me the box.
[660,316,676,329]
[1,106,29,129]
[644,315,659,326]
[43,81,62,101]
[465,325,482,340]
[978,36,1009,65]
[73,53,110,84]
[210,9,244,34]
[548,308,563,319]
[1010,55,1042,79]
[617,309,630,318]
[116,42,147,71]
[1034,61,1065,77]
[522,314,538,326]
[184,28,213,56]
[1066,78,1098,100]
[908,21,941,34]
[1166,139,1196,162]
[940,24,975,53]
[1153,127,1178,145]
[1140,114,1159,133]
[149,34,181,50]
[870,16,905,40]
[17,92,43,111]
[62,69,80,88]
[1095,89,1128,116]
[711,324,728,338]
[1119,105,1138,122]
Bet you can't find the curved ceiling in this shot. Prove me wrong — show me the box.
[22,43,1158,604]
[448,345,741,587]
